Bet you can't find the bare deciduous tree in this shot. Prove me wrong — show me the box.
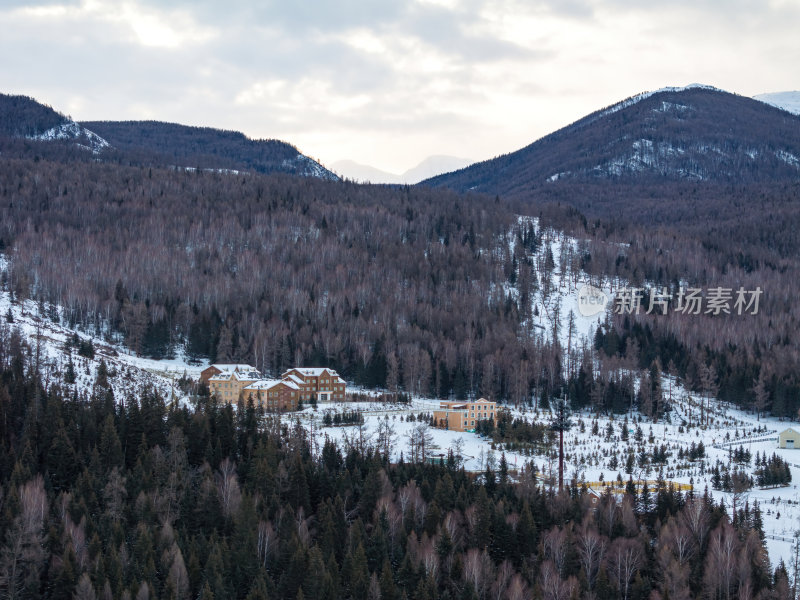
[215,458,242,519]
[0,476,49,600]
[606,537,643,600]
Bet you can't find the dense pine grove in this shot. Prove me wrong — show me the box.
[0,329,792,600]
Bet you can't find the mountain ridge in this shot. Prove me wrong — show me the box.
[422,85,800,195]
[82,119,338,180]
[0,93,338,180]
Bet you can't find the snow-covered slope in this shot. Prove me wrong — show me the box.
[424,84,800,192]
[1,257,199,404]
[286,153,340,180]
[504,216,613,355]
[753,91,800,115]
[27,120,110,154]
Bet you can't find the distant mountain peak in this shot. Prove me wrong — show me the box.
[0,92,111,154]
[423,85,800,194]
[595,84,722,120]
[333,155,472,184]
[753,91,800,115]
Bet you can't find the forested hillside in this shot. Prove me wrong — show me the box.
[3,148,800,419]
[0,333,789,600]
[0,154,567,402]
[0,94,337,180]
[81,121,338,179]
[0,94,68,138]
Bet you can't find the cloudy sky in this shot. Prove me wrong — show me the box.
[2,0,798,175]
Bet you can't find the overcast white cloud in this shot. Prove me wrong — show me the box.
[1,0,798,173]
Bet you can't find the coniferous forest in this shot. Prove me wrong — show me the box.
[0,331,790,600]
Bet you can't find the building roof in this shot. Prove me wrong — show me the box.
[286,374,305,385]
[780,427,800,436]
[210,363,258,372]
[244,379,300,391]
[209,369,261,382]
[439,401,469,409]
[283,367,340,377]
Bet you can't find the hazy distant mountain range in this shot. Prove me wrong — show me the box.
[332,155,473,184]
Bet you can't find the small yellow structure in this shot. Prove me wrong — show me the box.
[433,398,497,432]
[779,428,800,449]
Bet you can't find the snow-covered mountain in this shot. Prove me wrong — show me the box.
[333,155,472,184]
[753,91,800,115]
[402,155,473,183]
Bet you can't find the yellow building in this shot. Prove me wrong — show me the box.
[779,427,800,449]
[208,368,261,404]
[433,398,497,432]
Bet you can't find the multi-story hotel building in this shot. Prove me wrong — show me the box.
[206,365,346,411]
[280,367,346,403]
[207,367,261,404]
[432,398,497,432]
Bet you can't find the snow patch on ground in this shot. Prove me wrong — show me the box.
[776,150,800,168]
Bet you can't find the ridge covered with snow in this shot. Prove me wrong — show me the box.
[593,84,722,121]
[286,153,340,180]
[27,120,111,154]
[754,91,800,116]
